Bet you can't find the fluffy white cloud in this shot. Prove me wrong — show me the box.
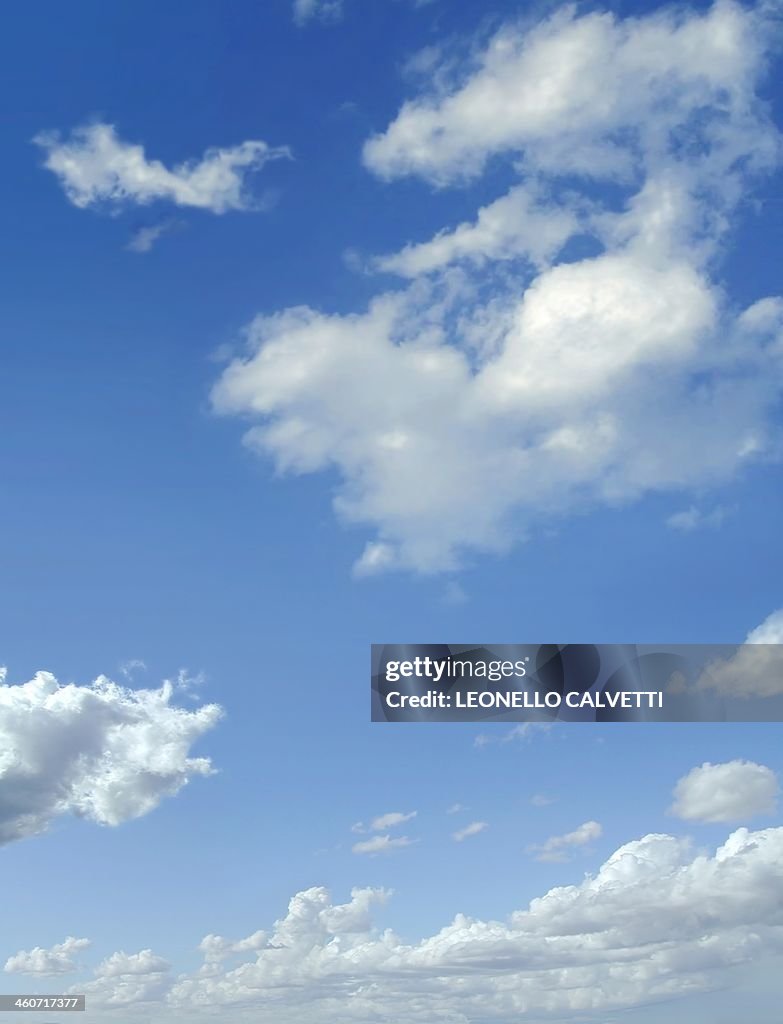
[697,608,783,698]
[376,184,581,276]
[362,1,774,183]
[61,826,783,1022]
[35,123,290,213]
[82,950,172,1008]
[293,0,343,25]
[452,820,487,842]
[214,1,783,574]
[352,834,415,855]
[671,760,779,822]
[0,667,222,845]
[4,937,90,976]
[528,820,602,862]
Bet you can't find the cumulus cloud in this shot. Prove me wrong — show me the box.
[697,608,783,697]
[352,834,415,855]
[213,1,783,574]
[0,668,222,846]
[4,937,90,976]
[671,760,779,822]
[59,827,783,1021]
[81,950,172,1008]
[362,1,775,183]
[528,820,602,862]
[35,123,290,213]
[293,0,343,25]
[452,820,487,842]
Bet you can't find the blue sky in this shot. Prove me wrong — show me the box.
[1,1,782,1022]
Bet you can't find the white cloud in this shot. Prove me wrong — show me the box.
[671,760,779,823]
[452,820,487,842]
[475,723,550,747]
[35,123,290,213]
[370,810,417,831]
[352,834,415,855]
[528,820,602,862]
[4,937,90,976]
[351,810,417,833]
[126,220,180,253]
[214,2,783,574]
[666,504,731,532]
[376,184,581,277]
[63,826,783,1021]
[293,0,343,26]
[446,802,465,814]
[0,669,222,846]
[362,2,775,184]
[82,950,172,1008]
[697,608,783,698]
[198,931,269,965]
[530,794,554,807]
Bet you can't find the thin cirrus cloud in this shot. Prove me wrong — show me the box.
[38,824,783,1021]
[528,820,603,862]
[292,0,343,26]
[665,504,731,532]
[0,667,222,847]
[352,810,417,833]
[351,834,415,856]
[452,821,488,842]
[213,0,783,575]
[4,937,91,976]
[671,760,779,823]
[34,123,290,214]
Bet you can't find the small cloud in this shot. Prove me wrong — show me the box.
[119,659,147,680]
[475,723,551,748]
[666,504,731,532]
[293,0,343,26]
[528,821,602,863]
[670,760,779,823]
[452,821,488,842]
[442,581,467,605]
[352,834,415,856]
[530,794,554,807]
[446,802,465,815]
[369,810,417,831]
[35,122,289,214]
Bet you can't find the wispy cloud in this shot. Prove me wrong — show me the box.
[452,821,488,842]
[528,821,602,863]
[666,505,732,532]
[292,0,343,26]
[352,834,416,856]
